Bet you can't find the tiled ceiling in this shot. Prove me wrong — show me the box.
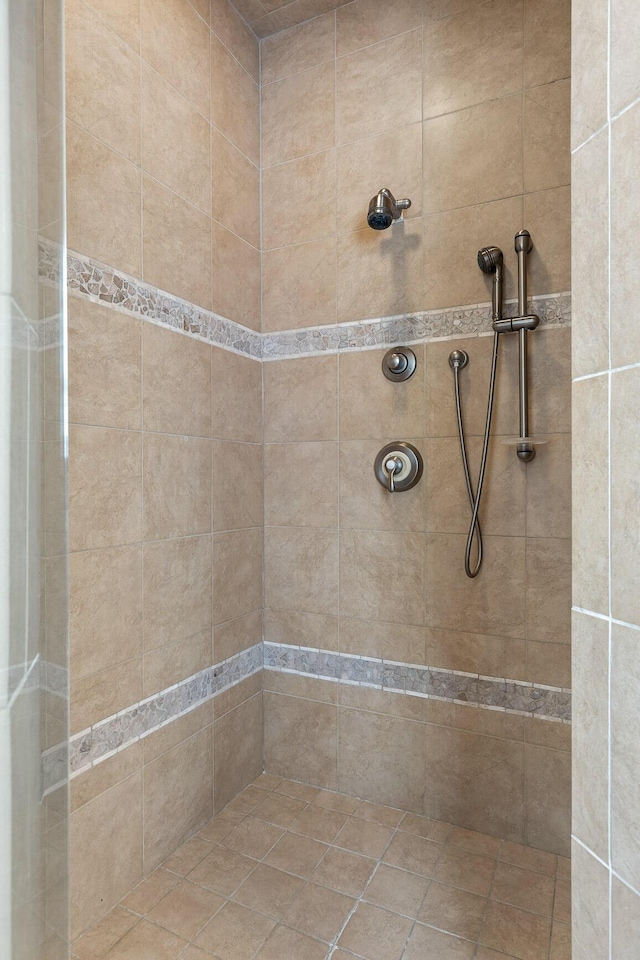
[231,0,354,37]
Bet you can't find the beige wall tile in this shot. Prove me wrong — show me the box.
[336,0,422,57]
[424,436,526,537]
[142,175,212,310]
[69,424,142,551]
[211,127,260,247]
[265,442,338,527]
[571,0,608,148]
[214,694,263,809]
[336,123,422,236]
[572,375,609,615]
[66,122,142,276]
[144,726,213,871]
[340,529,425,624]
[213,527,263,622]
[213,440,263,530]
[340,617,425,665]
[211,32,259,164]
[524,80,571,194]
[336,220,424,323]
[265,526,339,615]
[265,692,338,788]
[66,0,141,162]
[339,708,425,813]
[214,609,262,662]
[335,30,422,145]
[83,0,140,49]
[526,435,572,540]
[264,355,337,442]
[262,238,337,331]
[71,657,143,733]
[338,681,426,723]
[526,640,571,688]
[524,186,571,295]
[70,772,143,937]
[143,630,211,695]
[214,670,262,719]
[70,545,143,679]
[424,96,523,214]
[611,0,640,116]
[611,622,640,891]
[423,196,523,310]
[143,702,212,764]
[424,627,526,680]
[211,221,261,330]
[211,0,259,81]
[610,368,640,624]
[525,538,571,645]
[453,705,525,743]
[141,63,211,214]
[529,327,572,436]
[339,346,425,439]
[524,0,570,88]
[262,61,335,167]
[423,724,525,842]
[211,348,262,443]
[68,297,142,430]
[572,128,609,378]
[264,608,339,648]
[143,535,212,650]
[425,533,526,638]
[339,438,426,532]
[612,877,640,959]
[572,840,610,960]
[262,150,336,249]
[141,0,210,115]
[143,433,212,540]
[425,335,520,439]
[143,322,211,437]
[71,742,143,813]
[611,104,640,367]
[261,12,335,84]
[572,612,609,862]
[423,0,487,21]
[423,0,523,118]
[525,744,570,856]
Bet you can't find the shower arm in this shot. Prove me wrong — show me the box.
[491,230,540,462]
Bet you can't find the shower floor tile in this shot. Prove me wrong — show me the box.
[73,775,571,960]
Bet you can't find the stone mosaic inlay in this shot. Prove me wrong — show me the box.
[264,642,572,723]
[39,241,571,360]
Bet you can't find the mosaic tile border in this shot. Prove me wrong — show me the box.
[39,241,571,361]
[67,643,263,780]
[261,293,572,360]
[264,642,572,723]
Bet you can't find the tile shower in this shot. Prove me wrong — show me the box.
[63,0,577,958]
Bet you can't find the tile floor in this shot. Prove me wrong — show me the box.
[72,773,571,960]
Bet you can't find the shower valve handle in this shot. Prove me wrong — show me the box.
[384,457,403,493]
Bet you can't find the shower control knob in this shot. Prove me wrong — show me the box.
[388,353,407,373]
[374,442,423,493]
[382,346,416,382]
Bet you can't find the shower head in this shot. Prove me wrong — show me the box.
[367,188,412,230]
[477,246,504,274]
[477,245,504,321]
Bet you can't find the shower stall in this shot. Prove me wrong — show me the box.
[4,0,640,956]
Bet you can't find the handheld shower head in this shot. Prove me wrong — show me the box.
[367,188,412,230]
[477,245,504,320]
[477,245,504,274]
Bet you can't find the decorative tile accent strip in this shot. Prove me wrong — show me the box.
[68,643,263,778]
[261,293,572,361]
[39,239,571,362]
[264,642,572,723]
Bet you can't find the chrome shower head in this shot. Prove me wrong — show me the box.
[477,245,504,274]
[367,188,412,230]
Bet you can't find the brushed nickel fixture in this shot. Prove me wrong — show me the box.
[367,188,412,230]
[374,442,423,493]
[381,346,416,381]
[450,230,540,578]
